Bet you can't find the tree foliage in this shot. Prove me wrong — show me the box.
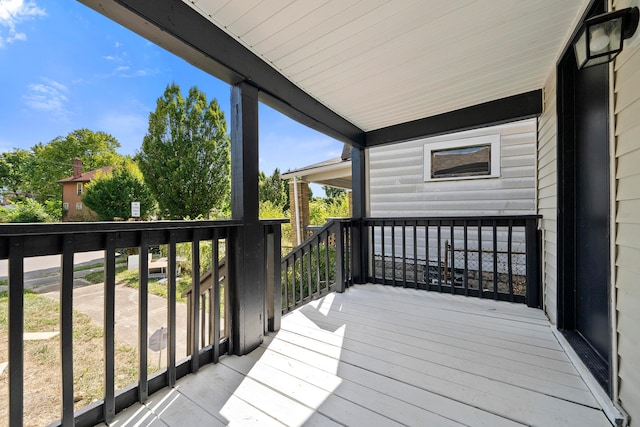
[30,129,123,202]
[322,185,346,202]
[138,83,230,219]
[0,149,36,199]
[83,164,155,221]
[259,168,289,211]
[0,199,52,223]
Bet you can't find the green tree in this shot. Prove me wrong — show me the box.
[138,83,230,219]
[0,199,52,223]
[322,185,346,202]
[0,149,36,199]
[259,168,289,211]
[83,164,155,221]
[30,129,123,202]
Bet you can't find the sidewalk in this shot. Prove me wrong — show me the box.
[42,282,190,362]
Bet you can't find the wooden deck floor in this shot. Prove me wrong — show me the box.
[104,285,611,426]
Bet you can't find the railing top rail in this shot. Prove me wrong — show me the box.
[363,215,541,226]
[363,215,541,222]
[0,219,244,237]
[282,218,351,264]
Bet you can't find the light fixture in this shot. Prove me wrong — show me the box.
[574,7,639,69]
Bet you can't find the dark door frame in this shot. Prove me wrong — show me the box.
[556,0,613,396]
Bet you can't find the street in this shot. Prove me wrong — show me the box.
[0,250,105,280]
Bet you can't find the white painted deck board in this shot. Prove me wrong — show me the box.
[108,285,611,427]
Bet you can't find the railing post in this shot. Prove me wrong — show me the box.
[104,233,117,423]
[351,218,368,284]
[138,232,149,403]
[60,235,75,427]
[266,224,282,332]
[525,218,541,308]
[8,236,24,427]
[335,223,345,292]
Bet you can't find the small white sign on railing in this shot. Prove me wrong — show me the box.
[131,201,140,218]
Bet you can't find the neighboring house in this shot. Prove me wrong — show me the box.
[57,158,112,221]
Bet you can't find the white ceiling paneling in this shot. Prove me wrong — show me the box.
[185,0,589,132]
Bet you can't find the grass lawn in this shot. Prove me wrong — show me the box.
[0,291,148,427]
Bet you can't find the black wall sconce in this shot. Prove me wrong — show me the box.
[574,6,639,69]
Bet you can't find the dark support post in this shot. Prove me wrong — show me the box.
[266,225,282,332]
[351,146,368,283]
[525,219,541,308]
[8,236,24,427]
[229,81,265,355]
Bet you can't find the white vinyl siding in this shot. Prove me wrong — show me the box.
[613,0,640,421]
[368,119,537,217]
[538,70,558,325]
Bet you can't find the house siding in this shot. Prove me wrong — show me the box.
[613,0,640,421]
[368,119,537,217]
[538,71,558,325]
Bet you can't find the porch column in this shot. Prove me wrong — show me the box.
[351,146,368,283]
[289,179,310,247]
[229,81,264,355]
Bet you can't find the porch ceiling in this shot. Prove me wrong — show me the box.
[82,0,588,145]
[184,0,587,129]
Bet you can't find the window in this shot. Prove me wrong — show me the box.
[76,202,83,211]
[62,202,69,210]
[77,182,83,196]
[424,134,500,181]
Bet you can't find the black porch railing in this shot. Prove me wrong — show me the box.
[362,216,541,307]
[0,219,282,427]
[281,219,352,313]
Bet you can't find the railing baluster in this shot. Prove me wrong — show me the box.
[463,221,469,296]
[324,232,329,293]
[8,236,24,427]
[307,243,312,299]
[478,222,483,298]
[437,223,442,291]
[316,236,321,296]
[104,233,117,423]
[391,221,396,285]
[492,220,498,300]
[450,222,455,294]
[167,231,177,386]
[213,231,220,362]
[60,235,75,427]
[402,221,407,287]
[508,221,514,302]
[413,222,418,289]
[335,224,345,292]
[425,223,429,287]
[381,221,386,284]
[138,232,149,403]
[191,236,201,373]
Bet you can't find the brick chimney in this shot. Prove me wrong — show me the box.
[73,158,82,178]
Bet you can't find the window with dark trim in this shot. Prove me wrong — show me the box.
[431,145,491,178]
[424,134,500,181]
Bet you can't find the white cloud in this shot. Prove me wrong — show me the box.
[23,78,69,115]
[0,0,45,47]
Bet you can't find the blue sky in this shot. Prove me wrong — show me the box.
[0,1,343,184]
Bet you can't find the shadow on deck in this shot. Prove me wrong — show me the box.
[103,284,610,427]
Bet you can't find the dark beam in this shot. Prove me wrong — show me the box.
[78,0,365,147]
[366,90,543,147]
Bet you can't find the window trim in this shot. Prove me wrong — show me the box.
[423,134,501,182]
[76,202,83,211]
[77,182,83,196]
[62,202,69,210]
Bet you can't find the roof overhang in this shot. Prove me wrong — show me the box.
[79,0,589,147]
[282,159,352,190]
